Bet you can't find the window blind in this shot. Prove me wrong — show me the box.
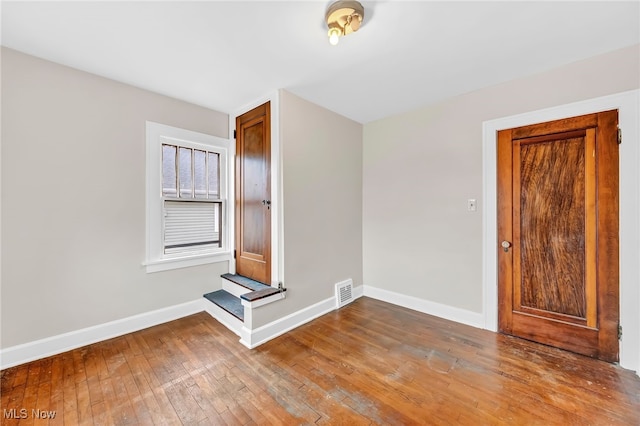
[164,200,220,253]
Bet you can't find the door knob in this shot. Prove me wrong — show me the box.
[501,241,512,252]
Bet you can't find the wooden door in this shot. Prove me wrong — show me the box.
[497,110,619,362]
[235,102,271,285]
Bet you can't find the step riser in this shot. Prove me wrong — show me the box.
[222,278,253,298]
[202,301,243,336]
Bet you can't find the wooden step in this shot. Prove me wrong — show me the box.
[221,273,285,302]
[240,286,285,302]
[203,290,243,321]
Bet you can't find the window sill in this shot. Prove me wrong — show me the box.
[144,252,232,273]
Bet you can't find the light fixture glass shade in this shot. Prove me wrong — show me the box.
[328,28,340,45]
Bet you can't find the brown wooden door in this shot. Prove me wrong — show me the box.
[235,102,271,284]
[497,110,619,362]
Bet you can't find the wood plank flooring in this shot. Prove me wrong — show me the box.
[2,297,639,425]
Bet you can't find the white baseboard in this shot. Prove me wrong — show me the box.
[353,284,364,300]
[2,285,484,370]
[238,283,481,349]
[363,285,484,329]
[239,294,342,349]
[0,299,204,370]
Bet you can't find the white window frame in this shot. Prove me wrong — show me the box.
[145,121,232,273]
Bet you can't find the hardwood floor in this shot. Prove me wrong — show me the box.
[2,297,639,425]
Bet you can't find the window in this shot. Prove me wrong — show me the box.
[145,122,231,272]
[162,145,221,253]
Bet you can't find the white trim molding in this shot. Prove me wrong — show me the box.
[482,89,640,373]
[144,121,232,273]
[0,300,204,370]
[363,285,485,329]
[352,284,365,300]
[221,285,365,349]
[239,294,342,349]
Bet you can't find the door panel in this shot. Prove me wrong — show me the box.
[235,102,271,285]
[516,131,593,323]
[498,110,619,362]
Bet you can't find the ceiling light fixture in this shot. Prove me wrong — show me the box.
[325,0,365,46]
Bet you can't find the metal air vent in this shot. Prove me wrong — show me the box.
[335,279,354,308]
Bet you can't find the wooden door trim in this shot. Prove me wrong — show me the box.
[496,129,513,335]
[584,128,597,328]
[511,115,598,139]
[482,89,640,371]
[594,110,620,358]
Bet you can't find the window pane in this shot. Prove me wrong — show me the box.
[162,145,177,197]
[194,150,207,199]
[179,147,192,198]
[208,152,220,198]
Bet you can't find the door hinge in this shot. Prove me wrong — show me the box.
[233,129,237,139]
[618,324,622,340]
[233,249,236,259]
[617,127,622,144]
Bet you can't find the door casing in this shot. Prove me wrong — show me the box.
[482,89,640,371]
[229,91,282,287]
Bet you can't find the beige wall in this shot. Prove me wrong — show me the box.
[363,44,640,313]
[251,90,363,326]
[1,48,229,348]
[1,49,364,347]
[3,41,637,351]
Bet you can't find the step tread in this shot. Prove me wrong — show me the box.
[221,273,271,292]
[203,290,244,321]
[241,287,286,302]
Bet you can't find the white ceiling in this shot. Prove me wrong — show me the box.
[2,1,639,123]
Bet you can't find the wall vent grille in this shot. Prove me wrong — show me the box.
[335,279,354,308]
